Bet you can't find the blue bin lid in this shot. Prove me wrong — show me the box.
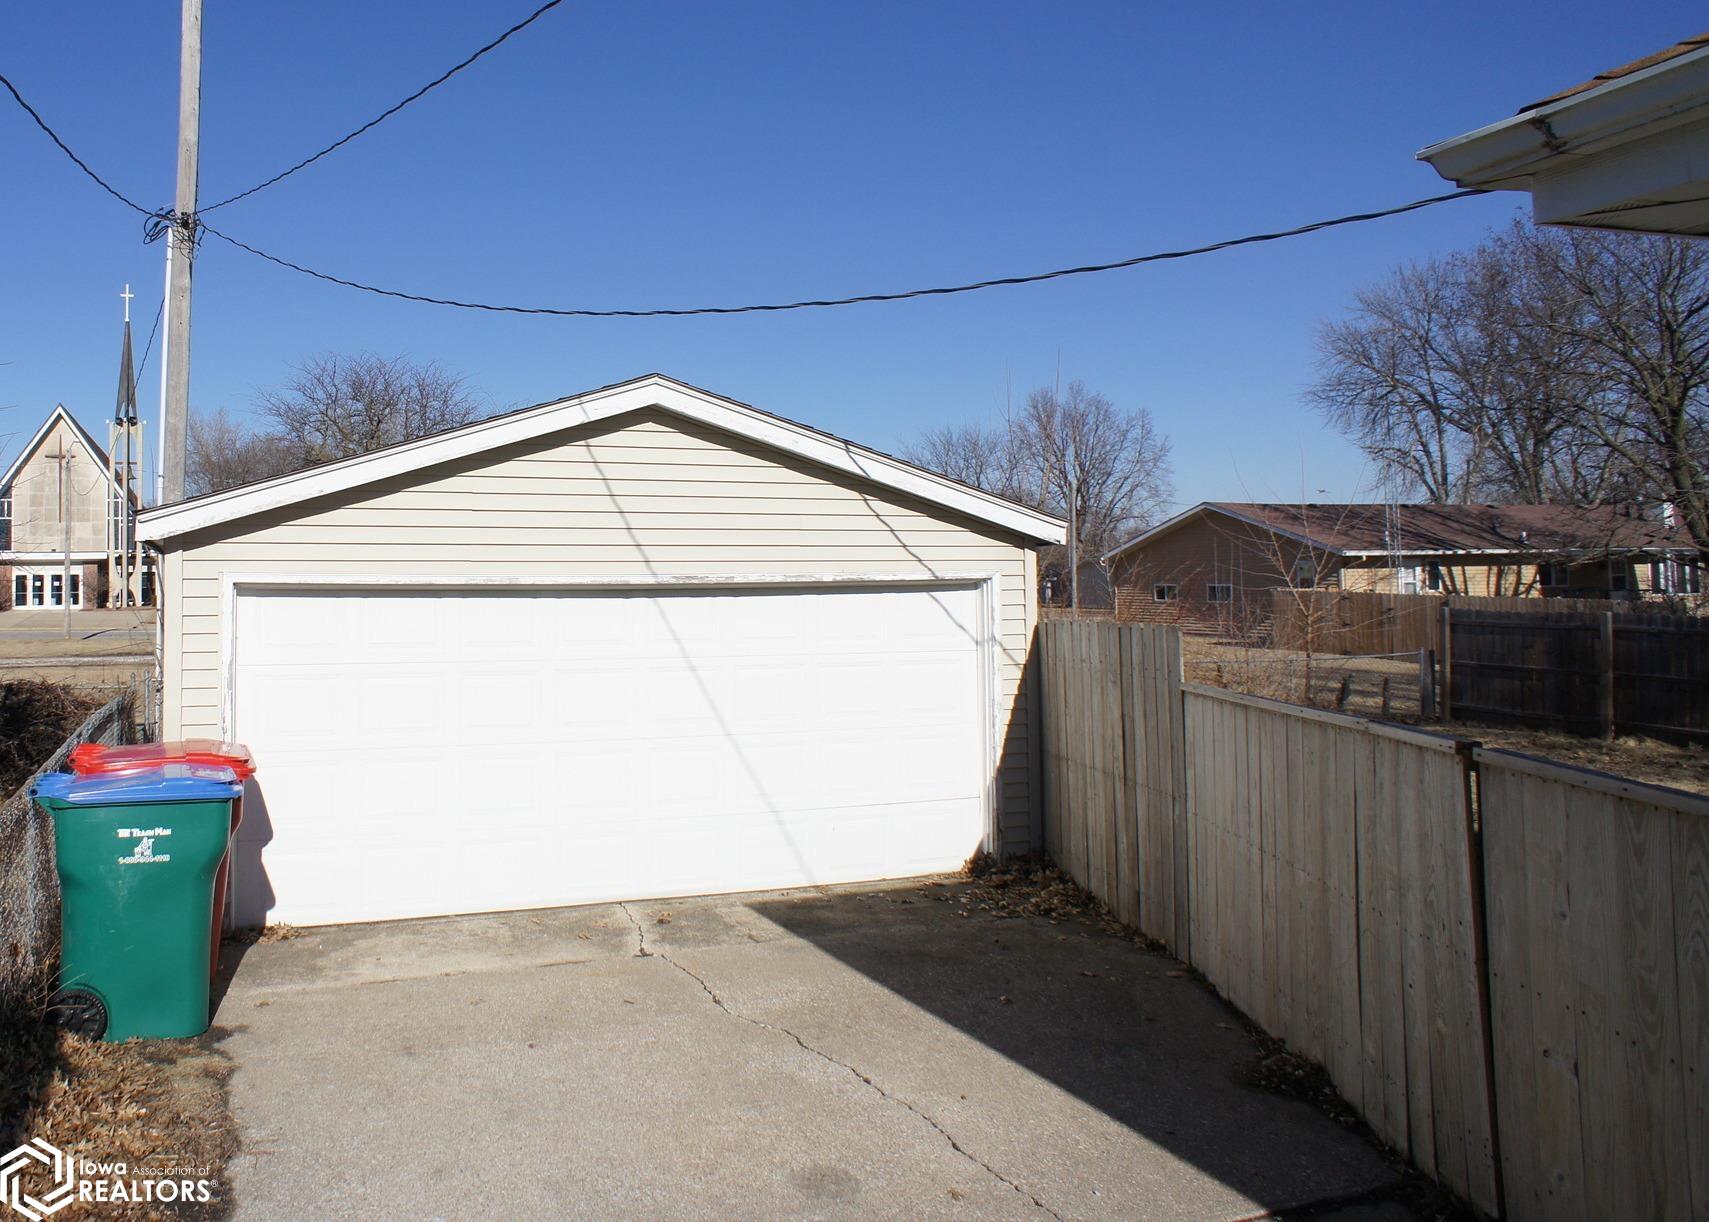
[34,763,243,805]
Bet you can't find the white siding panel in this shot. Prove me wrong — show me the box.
[161,409,1040,854]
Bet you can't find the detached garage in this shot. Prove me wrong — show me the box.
[139,375,1062,927]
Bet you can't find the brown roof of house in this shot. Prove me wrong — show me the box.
[1518,32,1709,113]
[1208,502,1694,556]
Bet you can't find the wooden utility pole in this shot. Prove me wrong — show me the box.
[161,0,202,504]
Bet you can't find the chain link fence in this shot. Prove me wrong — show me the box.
[0,690,134,1009]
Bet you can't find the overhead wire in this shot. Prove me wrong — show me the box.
[197,0,568,213]
[195,190,1489,317]
[2,48,1490,320]
[135,298,165,386]
[0,70,156,218]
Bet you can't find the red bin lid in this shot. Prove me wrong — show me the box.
[70,739,256,779]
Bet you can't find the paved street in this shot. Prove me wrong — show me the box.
[216,881,1407,1220]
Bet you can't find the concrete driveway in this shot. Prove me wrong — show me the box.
[215,880,1407,1220]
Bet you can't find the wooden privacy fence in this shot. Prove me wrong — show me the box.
[1183,685,1498,1211]
[1039,619,1188,949]
[1477,751,1709,1220]
[1037,618,1708,1219]
[1446,610,1708,744]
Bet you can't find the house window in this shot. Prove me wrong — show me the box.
[1206,582,1233,604]
[1683,561,1704,595]
[1426,563,1443,592]
[1539,563,1570,588]
[1291,555,1316,587]
[1609,564,1630,593]
[11,575,23,607]
[1153,584,1178,602]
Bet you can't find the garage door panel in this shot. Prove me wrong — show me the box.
[233,584,987,925]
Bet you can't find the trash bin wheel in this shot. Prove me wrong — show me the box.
[48,988,108,1040]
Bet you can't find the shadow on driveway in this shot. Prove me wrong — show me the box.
[745,882,1402,1218]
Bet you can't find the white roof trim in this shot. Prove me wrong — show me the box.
[0,404,121,495]
[1102,503,1329,563]
[138,374,1066,545]
[1418,43,1709,190]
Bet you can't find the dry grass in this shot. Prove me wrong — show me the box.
[1181,637,1708,798]
[0,639,153,660]
[0,681,104,798]
[1184,637,1425,719]
[1451,722,1709,798]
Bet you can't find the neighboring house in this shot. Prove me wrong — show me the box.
[1040,558,1113,610]
[1420,32,1709,236]
[1102,501,1700,626]
[0,404,144,610]
[138,374,1065,928]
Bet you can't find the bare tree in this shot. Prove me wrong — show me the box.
[258,353,485,467]
[1020,381,1173,557]
[185,408,298,497]
[1309,222,1655,510]
[907,380,1174,600]
[908,421,1030,502]
[1515,225,1709,559]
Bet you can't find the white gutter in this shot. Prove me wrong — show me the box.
[1418,43,1709,190]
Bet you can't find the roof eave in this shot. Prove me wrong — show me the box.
[1418,44,1709,191]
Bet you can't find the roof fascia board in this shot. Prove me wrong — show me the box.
[1418,45,1709,188]
[138,376,1065,545]
[1102,502,1339,562]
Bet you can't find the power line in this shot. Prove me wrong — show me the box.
[0,71,156,217]
[198,189,1489,318]
[198,0,568,213]
[136,297,166,386]
[1,57,1490,320]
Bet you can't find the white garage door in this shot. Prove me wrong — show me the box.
[230,584,988,926]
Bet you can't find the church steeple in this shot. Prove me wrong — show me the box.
[108,284,147,606]
[115,284,138,426]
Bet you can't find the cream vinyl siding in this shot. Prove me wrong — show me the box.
[159,409,1041,852]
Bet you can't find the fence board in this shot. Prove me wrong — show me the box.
[1673,809,1709,1216]
[1477,750,1708,1221]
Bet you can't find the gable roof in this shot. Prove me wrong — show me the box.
[0,404,121,495]
[137,373,1066,545]
[1104,501,1695,562]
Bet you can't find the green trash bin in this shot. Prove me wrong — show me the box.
[33,764,243,1041]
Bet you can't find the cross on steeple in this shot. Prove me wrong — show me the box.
[120,283,134,323]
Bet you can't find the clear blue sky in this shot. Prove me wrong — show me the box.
[2,2,1697,510]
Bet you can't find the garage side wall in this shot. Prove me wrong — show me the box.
[158,410,1042,854]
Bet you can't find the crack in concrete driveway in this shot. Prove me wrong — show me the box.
[620,900,1061,1217]
[217,881,1403,1219]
